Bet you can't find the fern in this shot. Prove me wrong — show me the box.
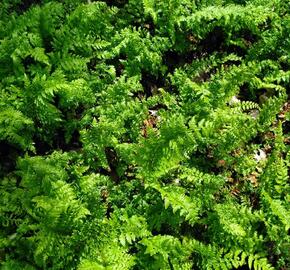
[1,0,290,269]
[0,108,34,150]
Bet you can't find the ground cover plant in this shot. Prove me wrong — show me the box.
[0,0,289,269]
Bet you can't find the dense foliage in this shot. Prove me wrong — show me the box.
[0,0,289,269]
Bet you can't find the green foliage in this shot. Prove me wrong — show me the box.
[0,108,34,150]
[0,0,289,269]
